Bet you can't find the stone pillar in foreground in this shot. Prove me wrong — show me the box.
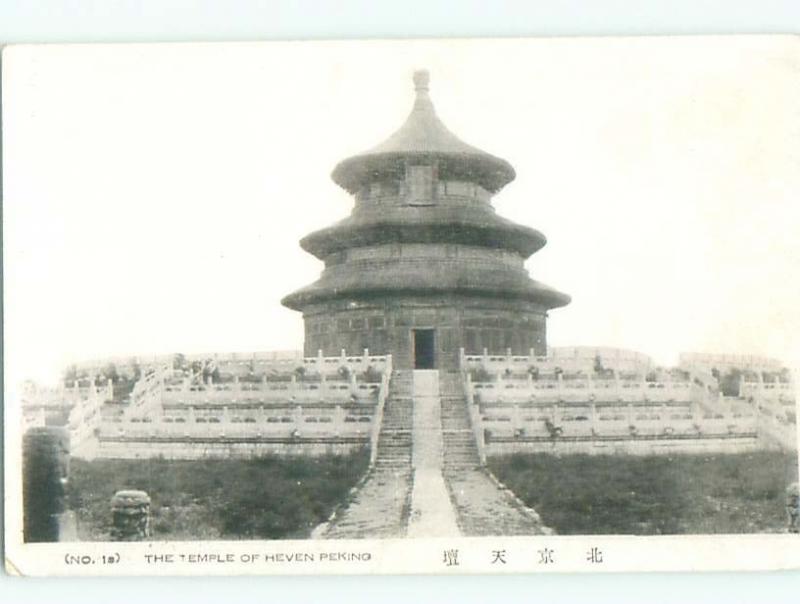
[22,427,70,542]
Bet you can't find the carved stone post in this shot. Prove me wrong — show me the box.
[110,490,151,541]
[788,482,800,534]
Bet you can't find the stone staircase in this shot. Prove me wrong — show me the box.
[439,371,550,536]
[320,369,549,538]
[440,370,481,471]
[375,370,414,468]
[320,370,414,539]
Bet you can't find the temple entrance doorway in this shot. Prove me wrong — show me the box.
[413,329,435,369]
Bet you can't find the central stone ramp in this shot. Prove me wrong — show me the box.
[320,370,414,539]
[406,370,460,537]
[439,371,550,536]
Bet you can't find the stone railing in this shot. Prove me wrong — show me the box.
[23,380,111,411]
[129,367,168,411]
[467,374,694,404]
[462,376,487,464]
[22,407,47,430]
[369,355,393,465]
[299,350,392,375]
[459,348,650,377]
[32,352,392,455]
[162,379,381,406]
[756,405,798,451]
[100,402,377,440]
[740,381,795,403]
[71,349,392,383]
[72,349,303,373]
[475,400,758,442]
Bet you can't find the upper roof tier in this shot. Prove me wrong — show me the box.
[331,70,517,194]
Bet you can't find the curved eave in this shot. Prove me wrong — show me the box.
[281,275,571,313]
[300,216,546,259]
[331,151,515,195]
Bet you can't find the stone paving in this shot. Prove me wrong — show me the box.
[321,463,413,539]
[406,370,460,537]
[445,468,549,536]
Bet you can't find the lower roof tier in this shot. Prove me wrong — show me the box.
[300,205,547,259]
[281,261,570,311]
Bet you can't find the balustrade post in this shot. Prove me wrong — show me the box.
[334,405,344,436]
[691,400,702,425]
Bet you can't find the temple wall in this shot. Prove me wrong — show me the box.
[327,243,525,271]
[303,296,547,370]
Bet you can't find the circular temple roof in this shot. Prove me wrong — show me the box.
[300,206,547,260]
[281,264,571,311]
[331,70,516,194]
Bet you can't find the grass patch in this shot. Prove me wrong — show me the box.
[489,450,799,535]
[67,448,369,540]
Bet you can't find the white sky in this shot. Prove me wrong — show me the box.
[4,36,800,386]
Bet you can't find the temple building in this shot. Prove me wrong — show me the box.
[282,71,570,370]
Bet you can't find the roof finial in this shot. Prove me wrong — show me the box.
[413,69,430,93]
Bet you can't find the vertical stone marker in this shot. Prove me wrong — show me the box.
[22,427,70,542]
[111,490,152,541]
